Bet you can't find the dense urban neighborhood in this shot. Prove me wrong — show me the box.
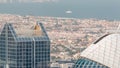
[0,14,119,61]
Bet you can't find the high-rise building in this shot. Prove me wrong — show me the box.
[73,33,120,68]
[0,22,50,68]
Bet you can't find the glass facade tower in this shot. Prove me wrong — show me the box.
[0,22,50,68]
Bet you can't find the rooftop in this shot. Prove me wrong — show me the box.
[1,22,46,38]
[14,22,45,37]
[81,33,120,68]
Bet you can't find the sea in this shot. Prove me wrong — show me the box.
[0,0,120,20]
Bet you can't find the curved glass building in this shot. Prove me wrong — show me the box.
[0,22,50,68]
[74,58,108,68]
[74,34,120,68]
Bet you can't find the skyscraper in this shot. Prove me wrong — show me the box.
[73,33,120,68]
[0,22,50,68]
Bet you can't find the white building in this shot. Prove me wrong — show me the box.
[74,33,120,68]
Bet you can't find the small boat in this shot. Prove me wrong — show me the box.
[66,10,72,14]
